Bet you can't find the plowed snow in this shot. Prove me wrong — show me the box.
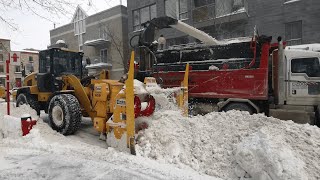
[1,95,320,180]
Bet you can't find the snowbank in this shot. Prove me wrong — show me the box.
[136,110,320,179]
[0,119,218,180]
[0,116,21,138]
[235,128,307,180]
[0,104,39,139]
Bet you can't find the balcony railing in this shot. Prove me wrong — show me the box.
[193,0,248,23]
[193,3,215,23]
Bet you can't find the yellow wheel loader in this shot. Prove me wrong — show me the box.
[16,47,189,155]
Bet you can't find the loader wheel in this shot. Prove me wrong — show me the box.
[48,94,82,135]
[16,93,40,115]
[223,103,253,115]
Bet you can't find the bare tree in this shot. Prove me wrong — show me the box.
[0,0,88,30]
[103,22,129,72]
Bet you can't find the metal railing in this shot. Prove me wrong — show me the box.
[192,0,248,23]
[193,3,215,23]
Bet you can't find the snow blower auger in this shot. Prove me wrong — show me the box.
[105,52,189,155]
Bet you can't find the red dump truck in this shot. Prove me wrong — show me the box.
[134,17,320,125]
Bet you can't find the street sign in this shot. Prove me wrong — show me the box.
[10,52,21,65]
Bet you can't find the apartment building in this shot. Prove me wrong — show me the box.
[127,0,320,46]
[50,5,129,79]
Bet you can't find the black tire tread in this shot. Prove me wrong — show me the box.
[48,94,82,135]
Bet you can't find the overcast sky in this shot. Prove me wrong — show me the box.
[0,0,127,51]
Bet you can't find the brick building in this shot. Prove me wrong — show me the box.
[50,5,129,79]
[127,0,320,46]
[10,50,39,87]
[0,39,39,88]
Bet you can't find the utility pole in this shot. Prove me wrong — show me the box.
[120,0,122,5]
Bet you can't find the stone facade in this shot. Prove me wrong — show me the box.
[50,5,128,80]
[127,0,320,46]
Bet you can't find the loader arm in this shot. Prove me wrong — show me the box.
[65,75,96,119]
[139,16,219,47]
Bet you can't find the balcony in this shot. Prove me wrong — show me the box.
[193,0,248,28]
[84,38,110,47]
[193,3,215,23]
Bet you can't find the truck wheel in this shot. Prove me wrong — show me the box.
[224,103,253,114]
[16,93,40,115]
[48,94,82,135]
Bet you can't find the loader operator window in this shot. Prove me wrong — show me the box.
[39,51,51,73]
[291,58,320,77]
[53,50,82,77]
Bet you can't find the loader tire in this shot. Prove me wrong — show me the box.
[223,103,253,115]
[16,93,40,115]
[48,94,82,135]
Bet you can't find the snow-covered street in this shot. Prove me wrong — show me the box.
[0,100,218,180]
[1,98,320,180]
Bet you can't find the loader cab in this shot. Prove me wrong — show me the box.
[38,48,83,92]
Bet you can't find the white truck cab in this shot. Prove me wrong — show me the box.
[270,42,320,125]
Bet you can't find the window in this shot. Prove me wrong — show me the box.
[133,4,157,31]
[73,7,86,35]
[15,65,21,72]
[0,54,3,62]
[194,0,214,8]
[165,0,188,20]
[73,7,87,51]
[285,21,302,45]
[78,34,83,51]
[100,49,108,63]
[26,63,34,73]
[0,65,3,72]
[291,58,320,77]
[193,0,215,22]
[99,27,108,40]
[29,56,33,62]
[0,78,5,86]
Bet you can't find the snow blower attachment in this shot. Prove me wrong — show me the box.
[105,51,189,155]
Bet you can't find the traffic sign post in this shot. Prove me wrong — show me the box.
[6,53,10,115]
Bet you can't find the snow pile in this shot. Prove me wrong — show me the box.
[0,116,21,138]
[0,119,218,180]
[0,104,39,139]
[136,110,320,179]
[235,128,307,180]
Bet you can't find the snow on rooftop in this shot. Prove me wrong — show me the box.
[18,50,39,54]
